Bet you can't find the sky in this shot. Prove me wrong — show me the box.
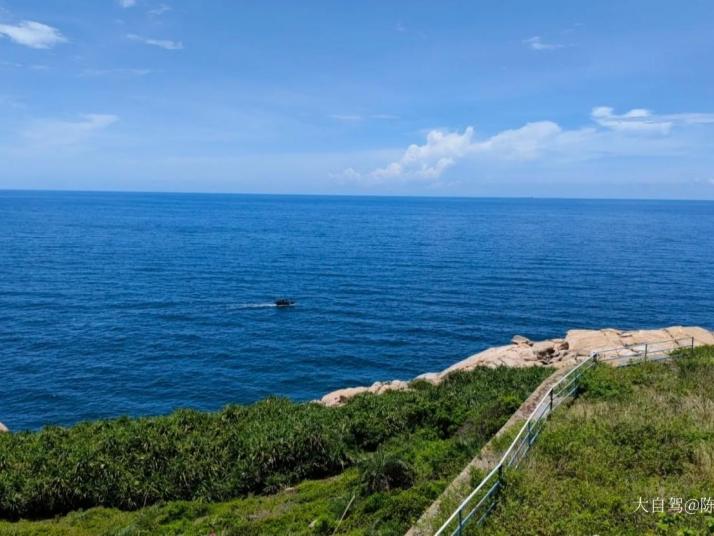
[1,0,713,198]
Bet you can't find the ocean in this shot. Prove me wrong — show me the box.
[1,191,712,430]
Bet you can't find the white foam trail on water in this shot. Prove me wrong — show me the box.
[227,303,278,310]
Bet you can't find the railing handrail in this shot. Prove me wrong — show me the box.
[437,353,595,530]
[434,353,600,535]
[433,336,696,536]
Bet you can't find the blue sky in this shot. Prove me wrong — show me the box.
[1,1,713,198]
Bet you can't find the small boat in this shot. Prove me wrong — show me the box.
[275,298,296,307]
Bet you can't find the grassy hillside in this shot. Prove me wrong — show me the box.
[481,345,714,536]
[0,365,550,535]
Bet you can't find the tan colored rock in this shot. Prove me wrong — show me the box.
[0,422,7,433]
[532,340,555,357]
[511,335,531,345]
[320,379,411,406]
[442,343,547,375]
[666,326,714,346]
[441,344,515,374]
[320,386,369,406]
[549,349,568,361]
[554,340,569,351]
[370,380,409,395]
[500,354,539,367]
[414,372,440,384]
[564,328,624,355]
[619,328,672,347]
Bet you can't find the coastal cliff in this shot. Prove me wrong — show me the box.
[320,325,714,406]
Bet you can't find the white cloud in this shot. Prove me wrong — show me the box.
[523,36,563,51]
[376,127,475,179]
[338,106,714,183]
[0,20,67,49]
[23,114,118,147]
[117,0,136,7]
[366,123,563,181]
[330,114,363,122]
[592,107,714,134]
[126,33,182,50]
[473,121,562,159]
[80,68,152,77]
[592,107,669,133]
[148,3,171,16]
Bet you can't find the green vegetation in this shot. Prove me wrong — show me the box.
[0,365,551,534]
[482,345,714,536]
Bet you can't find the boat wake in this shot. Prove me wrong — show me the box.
[228,303,278,310]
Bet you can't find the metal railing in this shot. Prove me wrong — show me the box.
[433,336,697,536]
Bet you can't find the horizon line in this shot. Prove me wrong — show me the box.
[0,187,712,203]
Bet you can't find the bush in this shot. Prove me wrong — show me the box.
[358,450,415,494]
[0,365,550,520]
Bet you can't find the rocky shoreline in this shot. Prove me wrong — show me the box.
[2,326,710,432]
[319,325,714,406]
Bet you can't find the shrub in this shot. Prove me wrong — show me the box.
[0,365,550,519]
[358,449,415,494]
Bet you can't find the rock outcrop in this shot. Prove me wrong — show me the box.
[319,379,409,406]
[319,325,714,406]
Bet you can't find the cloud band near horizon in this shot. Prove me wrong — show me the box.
[335,107,714,184]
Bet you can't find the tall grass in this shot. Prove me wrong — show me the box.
[481,345,714,536]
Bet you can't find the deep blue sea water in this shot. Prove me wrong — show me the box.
[1,191,712,430]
